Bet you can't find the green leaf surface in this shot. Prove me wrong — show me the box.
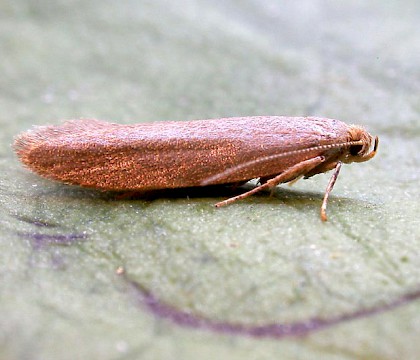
[1,1,419,359]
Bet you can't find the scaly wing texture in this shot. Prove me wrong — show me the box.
[13,117,350,190]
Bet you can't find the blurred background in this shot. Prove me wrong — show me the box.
[1,1,419,359]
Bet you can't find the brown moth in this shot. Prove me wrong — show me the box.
[13,116,378,221]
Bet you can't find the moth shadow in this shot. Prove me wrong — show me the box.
[99,183,331,206]
[100,184,252,202]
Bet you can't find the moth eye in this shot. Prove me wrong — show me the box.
[349,144,363,156]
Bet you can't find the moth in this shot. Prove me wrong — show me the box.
[14,116,378,221]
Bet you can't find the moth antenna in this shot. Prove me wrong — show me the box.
[201,140,364,185]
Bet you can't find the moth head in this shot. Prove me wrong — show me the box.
[342,125,378,163]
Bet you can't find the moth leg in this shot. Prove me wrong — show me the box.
[258,176,278,197]
[270,174,301,197]
[215,156,325,208]
[287,175,304,186]
[320,161,342,222]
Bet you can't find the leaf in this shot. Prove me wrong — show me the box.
[1,1,419,359]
